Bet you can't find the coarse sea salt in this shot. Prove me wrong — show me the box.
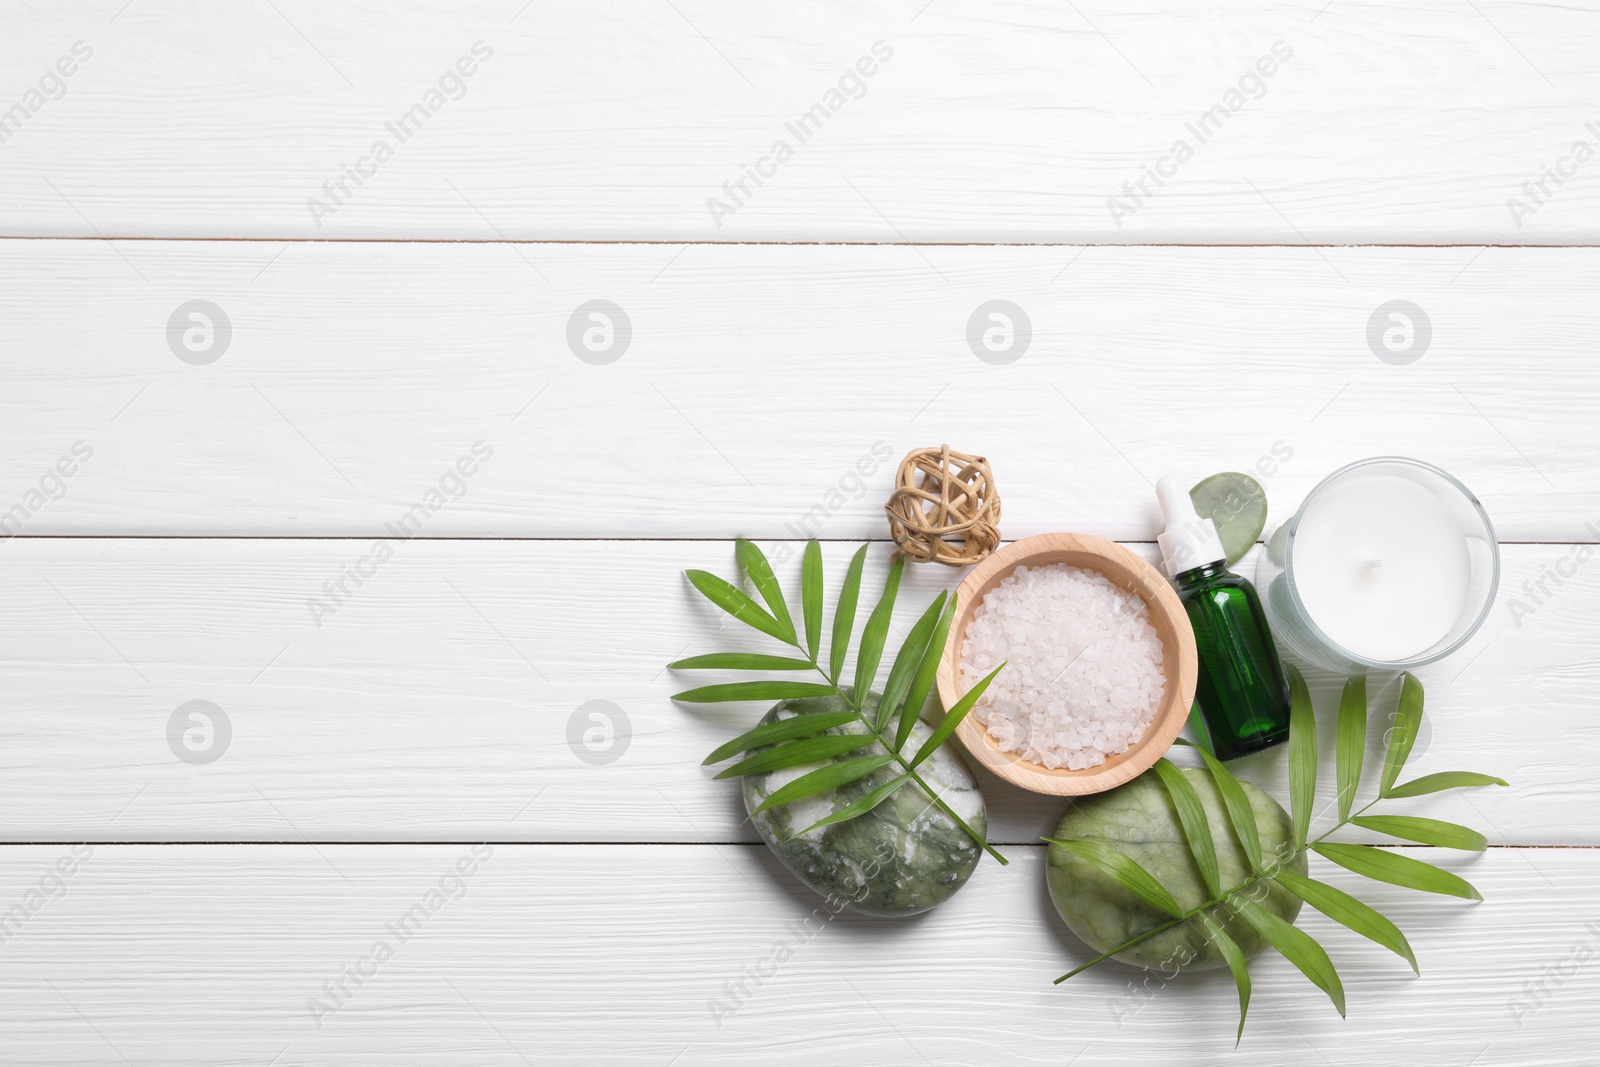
[959,563,1165,771]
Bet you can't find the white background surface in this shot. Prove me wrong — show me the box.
[2,2,1597,1064]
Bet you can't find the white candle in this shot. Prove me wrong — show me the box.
[1290,472,1471,662]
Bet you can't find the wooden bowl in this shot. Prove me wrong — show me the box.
[935,532,1197,796]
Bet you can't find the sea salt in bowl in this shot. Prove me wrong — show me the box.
[935,533,1198,796]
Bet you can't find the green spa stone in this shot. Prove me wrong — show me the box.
[1047,766,1305,970]
[741,690,987,918]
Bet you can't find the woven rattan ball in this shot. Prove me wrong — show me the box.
[885,445,1002,566]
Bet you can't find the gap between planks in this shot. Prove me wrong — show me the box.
[3,236,1600,249]
[1,535,1589,546]
[0,842,1587,849]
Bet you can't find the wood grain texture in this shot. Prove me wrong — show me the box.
[2,2,1597,242]
[0,844,1590,1066]
[3,240,1596,539]
[5,4,1596,1059]
[0,538,1577,845]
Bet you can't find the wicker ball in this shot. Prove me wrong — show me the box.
[885,445,1002,566]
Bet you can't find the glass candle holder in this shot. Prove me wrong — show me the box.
[1256,457,1500,672]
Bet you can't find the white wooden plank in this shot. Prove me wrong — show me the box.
[2,240,1595,540]
[5,5,1591,1063]
[0,538,1581,844]
[0,843,1589,1065]
[4,2,1598,242]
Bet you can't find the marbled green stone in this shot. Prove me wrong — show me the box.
[741,690,987,918]
[1047,765,1305,970]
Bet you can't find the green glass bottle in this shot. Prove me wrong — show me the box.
[1171,561,1291,759]
[1157,476,1292,760]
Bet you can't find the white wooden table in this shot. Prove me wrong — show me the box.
[2,3,1596,1063]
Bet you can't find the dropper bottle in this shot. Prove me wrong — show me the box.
[1156,475,1292,760]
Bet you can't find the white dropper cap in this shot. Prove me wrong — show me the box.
[1156,474,1227,577]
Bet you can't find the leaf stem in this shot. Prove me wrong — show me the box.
[886,732,1010,865]
[761,647,1007,865]
[799,659,1007,865]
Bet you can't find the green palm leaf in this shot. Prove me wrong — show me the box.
[1273,868,1418,974]
[1198,913,1251,1045]
[735,539,797,644]
[685,569,791,644]
[1198,749,1263,872]
[852,556,905,711]
[875,592,948,733]
[712,733,879,780]
[1313,842,1482,900]
[673,681,838,704]
[750,754,899,816]
[701,710,861,766]
[828,546,869,685]
[1380,672,1425,796]
[676,543,1004,869]
[1351,815,1487,851]
[1031,631,1498,1031]
[1041,837,1183,917]
[910,663,1003,768]
[792,774,912,837]
[1383,771,1509,798]
[1336,675,1367,821]
[801,540,823,662]
[897,593,958,751]
[1186,701,1215,756]
[1236,897,1346,1017]
[1153,758,1222,898]
[1287,664,1316,846]
[670,653,816,671]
